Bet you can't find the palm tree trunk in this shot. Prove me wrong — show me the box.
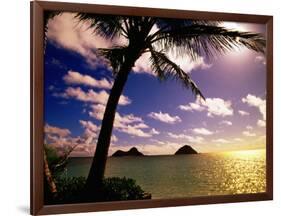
[85,55,137,199]
[44,149,57,194]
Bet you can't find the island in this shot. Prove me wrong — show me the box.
[112,147,144,157]
[174,145,198,155]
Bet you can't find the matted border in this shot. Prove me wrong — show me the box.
[31,1,273,215]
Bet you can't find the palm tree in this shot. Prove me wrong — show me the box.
[75,13,265,198]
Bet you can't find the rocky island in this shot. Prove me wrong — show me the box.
[112,147,144,157]
[174,145,198,155]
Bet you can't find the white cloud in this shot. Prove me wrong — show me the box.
[63,70,112,89]
[45,121,121,157]
[220,120,232,126]
[115,113,143,125]
[79,120,99,132]
[242,131,256,137]
[132,123,149,129]
[133,52,154,75]
[178,102,204,112]
[246,125,253,130]
[242,94,266,120]
[89,104,106,120]
[44,124,71,137]
[167,132,188,139]
[150,128,160,135]
[255,55,266,65]
[89,103,159,138]
[257,119,266,127]
[238,110,250,116]
[192,128,214,136]
[90,103,142,126]
[111,135,118,143]
[213,138,230,144]
[79,120,100,145]
[45,122,97,157]
[203,98,233,117]
[179,97,233,117]
[148,111,181,124]
[234,138,243,142]
[167,132,204,143]
[45,134,86,155]
[46,12,121,69]
[118,125,152,137]
[55,87,131,106]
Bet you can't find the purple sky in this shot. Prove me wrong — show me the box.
[44,13,267,156]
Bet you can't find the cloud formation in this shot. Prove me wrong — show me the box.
[63,70,112,89]
[220,120,232,126]
[44,124,71,137]
[242,130,256,137]
[45,122,119,157]
[242,94,266,120]
[90,103,159,138]
[46,12,118,69]
[255,55,266,65]
[179,97,233,117]
[238,110,250,116]
[55,87,131,106]
[213,138,230,144]
[257,119,266,127]
[167,132,204,143]
[148,111,182,124]
[192,128,214,136]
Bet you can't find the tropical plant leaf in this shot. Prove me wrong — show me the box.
[149,46,205,99]
[151,24,265,60]
[98,46,129,74]
[75,13,127,39]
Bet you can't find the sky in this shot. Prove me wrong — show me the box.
[44,12,267,156]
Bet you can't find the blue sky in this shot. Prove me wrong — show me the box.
[44,13,267,156]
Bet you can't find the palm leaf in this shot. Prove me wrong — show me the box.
[75,13,127,39]
[151,24,265,60]
[149,46,205,99]
[98,46,129,74]
[155,18,221,31]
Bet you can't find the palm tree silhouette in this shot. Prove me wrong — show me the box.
[45,12,266,199]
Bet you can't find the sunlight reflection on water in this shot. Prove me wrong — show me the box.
[66,149,266,199]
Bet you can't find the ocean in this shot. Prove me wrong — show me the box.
[62,149,266,199]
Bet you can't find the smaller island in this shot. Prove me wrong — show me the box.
[112,147,144,157]
[174,145,198,155]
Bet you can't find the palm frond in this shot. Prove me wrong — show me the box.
[98,46,129,74]
[151,24,265,60]
[149,46,205,99]
[155,18,221,30]
[75,13,127,39]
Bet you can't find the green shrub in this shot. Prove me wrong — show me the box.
[45,176,151,205]
[103,177,146,201]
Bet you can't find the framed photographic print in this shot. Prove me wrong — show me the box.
[31,1,273,215]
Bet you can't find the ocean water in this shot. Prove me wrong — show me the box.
[62,149,266,199]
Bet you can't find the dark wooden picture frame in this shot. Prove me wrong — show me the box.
[31,1,273,215]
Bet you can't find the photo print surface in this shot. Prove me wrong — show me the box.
[43,11,267,204]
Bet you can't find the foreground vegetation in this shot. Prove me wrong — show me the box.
[45,176,151,204]
[44,144,151,204]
